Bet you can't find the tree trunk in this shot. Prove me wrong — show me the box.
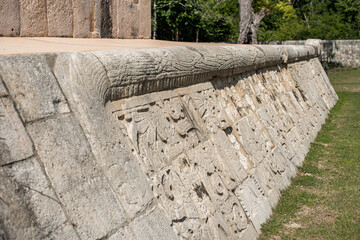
[237,0,252,44]
[237,0,269,44]
[250,9,268,44]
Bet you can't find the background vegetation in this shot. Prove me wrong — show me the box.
[151,0,360,42]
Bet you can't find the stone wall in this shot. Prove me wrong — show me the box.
[0,0,151,38]
[261,39,360,67]
[0,44,337,239]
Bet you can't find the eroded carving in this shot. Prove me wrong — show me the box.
[182,88,230,135]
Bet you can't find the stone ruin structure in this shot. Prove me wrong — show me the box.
[0,0,151,38]
[261,39,360,67]
[0,40,338,239]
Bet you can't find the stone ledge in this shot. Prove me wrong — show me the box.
[55,44,317,103]
[1,44,336,240]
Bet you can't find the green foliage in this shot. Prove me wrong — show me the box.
[152,0,239,42]
[258,0,360,41]
[152,0,360,42]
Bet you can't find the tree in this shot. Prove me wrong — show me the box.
[237,0,270,44]
[258,0,360,41]
[152,0,239,42]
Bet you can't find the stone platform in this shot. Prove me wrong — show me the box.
[0,37,232,55]
[0,40,337,240]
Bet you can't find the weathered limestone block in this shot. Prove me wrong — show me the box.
[181,87,231,136]
[235,176,272,232]
[54,53,155,219]
[72,0,93,38]
[0,158,78,240]
[129,208,178,240]
[308,58,338,109]
[19,0,47,36]
[138,0,152,38]
[92,0,102,38]
[114,0,151,38]
[0,0,20,36]
[47,0,72,37]
[211,130,248,183]
[0,98,33,165]
[232,113,272,167]
[27,114,127,239]
[0,78,7,97]
[151,158,203,238]
[0,55,70,123]
[252,163,280,207]
[108,227,137,240]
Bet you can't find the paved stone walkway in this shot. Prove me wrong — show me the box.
[0,37,232,55]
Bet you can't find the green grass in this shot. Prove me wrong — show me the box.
[326,67,360,93]
[259,68,360,240]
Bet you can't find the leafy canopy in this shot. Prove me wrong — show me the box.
[152,0,360,42]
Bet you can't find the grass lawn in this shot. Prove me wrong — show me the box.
[259,67,360,240]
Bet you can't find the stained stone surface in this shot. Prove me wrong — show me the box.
[0,157,78,239]
[114,0,152,38]
[0,44,337,239]
[0,0,20,37]
[0,77,7,97]
[46,0,73,37]
[0,98,33,165]
[72,0,94,38]
[27,114,128,239]
[0,54,70,122]
[19,0,47,37]
[1,0,151,38]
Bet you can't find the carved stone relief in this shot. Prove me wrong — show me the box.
[108,60,337,239]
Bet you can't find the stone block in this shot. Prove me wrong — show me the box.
[0,98,34,165]
[0,0,20,36]
[0,54,70,122]
[47,0,72,37]
[27,114,127,239]
[252,163,280,208]
[0,76,7,97]
[232,113,272,167]
[72,0,93,38]
[108,227,136,240]
[54,53,154,219]
[207,211,235,239]
[115,0,142,38]
[235,176,272,232]
[211,130,247,183]
[19,0,47,36]
[0,157,78,239]
[130,208,178,240]
[239,223,258,240]
[138,0,151,38]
